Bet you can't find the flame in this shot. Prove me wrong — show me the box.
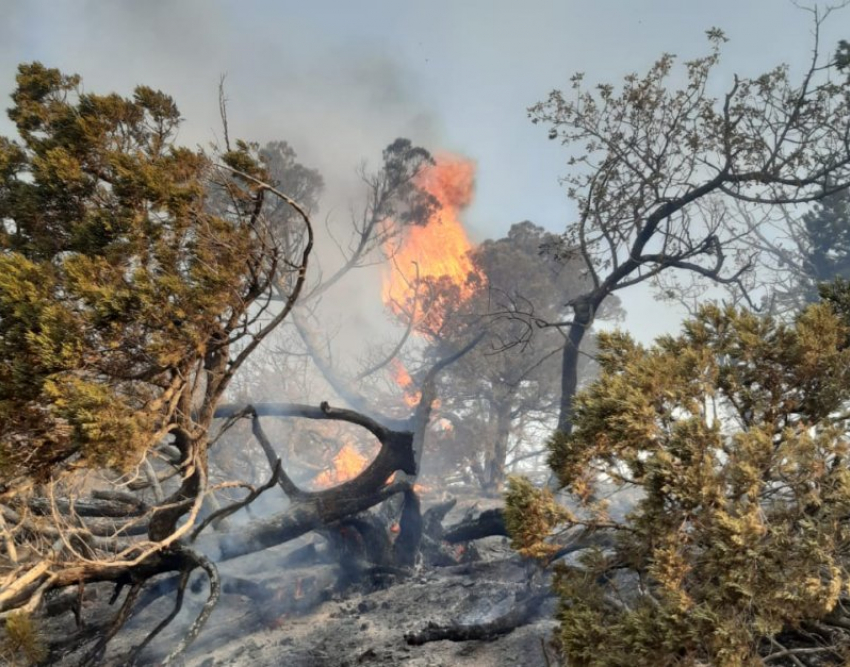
[390,359,421,407]
[313,444,368,488]
[434,417,453,432]
[385,471,430,495]
[382,153,482,331]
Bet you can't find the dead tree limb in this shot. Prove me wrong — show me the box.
[442,509,509,544]
[189,458,283,542]
[213,401,416,499]
[128,568,191,664]
[160,548,220,666]
[81,582,143,666]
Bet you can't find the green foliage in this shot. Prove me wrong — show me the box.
[504,476,573,559]
[0,63,262,482]
[509,301,850,665]
[2,611,47,665]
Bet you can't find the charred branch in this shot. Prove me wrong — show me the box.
[213,401,416,500]
[442,509,509,544]
[213,480,411,561]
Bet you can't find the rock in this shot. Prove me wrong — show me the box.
[357,647,377,662]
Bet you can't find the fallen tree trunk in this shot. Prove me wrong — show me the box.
[442,508,508,544]
[404,587,550,645]
[206,401,418,561]
[212,480,412,561]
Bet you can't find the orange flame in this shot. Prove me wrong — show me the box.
[382,153,482,331]
[313,444,368,488]
[385,471,430,495]
[434,417,453,432]
[390,359,421,407]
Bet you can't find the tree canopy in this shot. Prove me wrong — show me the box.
[508,295,850,665]
[0,63,284,483]
[530,21,850,432]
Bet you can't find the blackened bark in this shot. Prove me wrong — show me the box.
[442,509,508,544]
[392,489,422,567]
[404,588,549,645]
[557,299,595,434]
[484,401,512,493]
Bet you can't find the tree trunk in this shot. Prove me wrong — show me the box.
[558,300,594,434]
[484,401,512,493]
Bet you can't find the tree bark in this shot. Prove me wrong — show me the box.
[484,401,512,493]
[442,509,508,544]
[557,299,595,433]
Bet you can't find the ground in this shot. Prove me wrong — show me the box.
[50,497,560,666]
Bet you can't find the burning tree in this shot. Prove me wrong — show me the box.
[381,151,482,334]
[0,64,436,664]
[419,221,622,492]
[376,155,619,493]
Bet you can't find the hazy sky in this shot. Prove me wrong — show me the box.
[0,0,843,341]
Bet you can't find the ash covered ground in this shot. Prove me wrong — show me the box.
[52,497,560,667]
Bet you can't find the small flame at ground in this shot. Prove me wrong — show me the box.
[382,153,482,331]
[313,444,368,488]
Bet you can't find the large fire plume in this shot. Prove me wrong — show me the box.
[382,153,482,332]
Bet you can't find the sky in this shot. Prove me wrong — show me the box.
[0,0,844,342]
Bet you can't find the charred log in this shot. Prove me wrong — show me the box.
[442,508,508,544]
[327,514,394,587]
[422,497,457,541]
[392,489,422,568]
[404,587,549,645]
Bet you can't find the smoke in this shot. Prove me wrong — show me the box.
[0,0,440,215]
[0,0,453,372]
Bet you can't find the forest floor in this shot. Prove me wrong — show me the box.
[55,496,561,667]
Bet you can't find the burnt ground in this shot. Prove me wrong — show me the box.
[50,497,561,667]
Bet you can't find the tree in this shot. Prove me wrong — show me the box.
[0,62,317,663]
[530,15,850,433]
[0,63,460,665]
[507,297,850,666]
[738,185,850,313]
[421,221,620,492]
[0,63,303,484]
